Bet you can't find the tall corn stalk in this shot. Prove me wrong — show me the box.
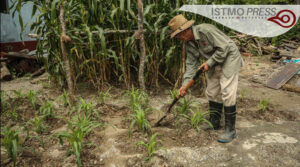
[11,0,231,91]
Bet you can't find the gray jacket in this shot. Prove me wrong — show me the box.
[183,24,244,86]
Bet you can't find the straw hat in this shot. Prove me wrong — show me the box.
[168,14,195,38]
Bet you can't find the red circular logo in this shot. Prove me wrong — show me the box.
[268,9,296,28]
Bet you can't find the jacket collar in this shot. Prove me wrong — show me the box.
[192,25,200,40]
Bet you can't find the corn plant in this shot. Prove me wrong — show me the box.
[57,90,71,107]
[1,126,21,167]
[27,115,47,134]
[97,87,111,104]
[136,133,165,161]
[1,91,9,112]
[127,87,148,111]
[27,90,38,110]
[10,0,203,90]
[181,107,212,132]
[58,115,101,167]
[76,98,99,120]
[11,89,24,99]
[257,98,270,112]
[5,106,19,121]
[175,98,193,116]
[12,0,295,91]
[129,105,151,137]
[169,89,179,100]
[39,100,54,119]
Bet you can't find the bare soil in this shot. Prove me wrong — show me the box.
[1,56,300,167]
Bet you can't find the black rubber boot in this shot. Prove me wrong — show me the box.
[201,101,223,130]
[218,105,237,143]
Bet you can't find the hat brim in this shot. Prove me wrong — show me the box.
[170,20,195,38]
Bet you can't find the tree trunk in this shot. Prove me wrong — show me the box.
[59,4,75,103]
[137,0,146,91]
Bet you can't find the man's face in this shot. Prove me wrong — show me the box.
[175,28,191,41]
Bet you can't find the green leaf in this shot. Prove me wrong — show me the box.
[144,4,155,16]
[120,0,125,11]
[32,5,37,18]
[19,14,23,33]
[51,0,60,24]
[12,139,17,166]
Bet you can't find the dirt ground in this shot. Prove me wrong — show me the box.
[1,54,300,167]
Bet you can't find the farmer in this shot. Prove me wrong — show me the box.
[168,14,244,143]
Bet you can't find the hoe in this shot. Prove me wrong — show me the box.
[155,67,204,126]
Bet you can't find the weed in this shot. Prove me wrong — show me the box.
[58,115,101,167]
[41,81,51,89]
[1,126,21,166]
[39,100,54,119]
[257,98,270,112]
[129,105,151,137]
[97,87,111,104]
[136,133,166,161]
[27,90,38,110]
[240,89,247,101]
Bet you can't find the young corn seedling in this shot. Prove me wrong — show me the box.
[58,115,101,167]
[11,89,24,99]
[97,87,111,104]
[127,87,148,111]
[257,98,270,113]
[1,126,21,167]
[169,89,179,100]
[175,98,193,116]
[184,107,212,132]
[27,90,38,110]
[77,98,100,120]
[5,106,19,121]
[28,115,47,134]
[129,105,152,137]
[136,133,166,161]
[1,91,9,112]
[57,90,71,107]
[39,100,54,119]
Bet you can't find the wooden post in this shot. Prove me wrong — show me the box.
[137,0,146,91]
[59,3,75,103]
